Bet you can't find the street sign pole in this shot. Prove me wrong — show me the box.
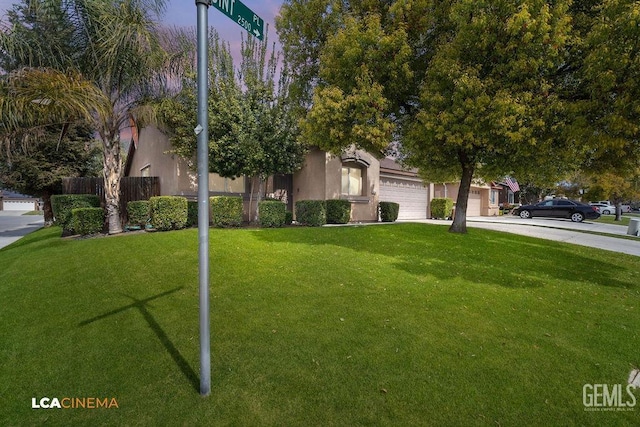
[195,0,211,397]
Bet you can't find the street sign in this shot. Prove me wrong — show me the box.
[210,0,264,40]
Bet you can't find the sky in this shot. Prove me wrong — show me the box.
[0,0,284,47]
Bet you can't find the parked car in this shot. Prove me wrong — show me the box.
[589,202,617,215]
[514,199,600,222]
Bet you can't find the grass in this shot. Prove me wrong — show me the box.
[594,214,638,226]
[21,210,44,216]
[1,223,639,426]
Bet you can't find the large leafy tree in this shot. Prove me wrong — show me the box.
[0,122,101,222]
[0,0,169,234]
[579,0,640,216]
[278,0,574,233]
[159,31,305,221]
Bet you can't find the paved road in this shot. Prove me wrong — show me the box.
[0,211,45,250]
[401,216,640,257]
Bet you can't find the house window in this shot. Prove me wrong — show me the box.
[140,165,150,177]
[490,190,498,205]
[208,173,245,193]
[508,191,515,204]
[341,165,363,196]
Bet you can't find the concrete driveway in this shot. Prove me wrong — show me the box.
[404,215,640,257]
[0,211,45,250]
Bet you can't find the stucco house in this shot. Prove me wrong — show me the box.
[125,126,499,221]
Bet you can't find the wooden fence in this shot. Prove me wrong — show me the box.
[62,176,160,223]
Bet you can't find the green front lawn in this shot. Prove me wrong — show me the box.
[594,213,639,226]
[1,224,638,426]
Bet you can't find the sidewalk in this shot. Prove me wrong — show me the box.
[400,216,640,257]
[0,211,45,250]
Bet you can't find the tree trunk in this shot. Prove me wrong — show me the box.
[42,189,54,225]
[449,152,475,234]
[102,131,123,234]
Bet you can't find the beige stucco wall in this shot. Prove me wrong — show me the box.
[128,126,197,197]
[292,148,380,222]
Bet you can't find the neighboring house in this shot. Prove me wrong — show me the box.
[126,126,499,221]
[432,181,501,217]
[0,189,40,211]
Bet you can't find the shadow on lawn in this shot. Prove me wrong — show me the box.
[78,287,200,392]
[252,224,636,290]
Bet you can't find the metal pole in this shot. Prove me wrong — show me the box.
[195,0,211,396]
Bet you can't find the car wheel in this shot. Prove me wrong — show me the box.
[571,212,584,222]
[602,210,610,215]
[519,210,531,219]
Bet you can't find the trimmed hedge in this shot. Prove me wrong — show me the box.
[71,207,104,235]
[379,201,399,222]
[259,200,286,228]
[210,196,243,228]
[51,194,101,232]
[285,211,293,226]
[431,198,454,219]
[187,201,199,227]
[326,199,351,224]
[295,200,326,227]
[149,196,188,231]
[127,200,150,227]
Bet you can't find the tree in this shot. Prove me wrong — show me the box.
[0,122,101,222]
[278,0,574,233]
[1,0,169,234]
[578,0,640,218]
[159,30,305,222]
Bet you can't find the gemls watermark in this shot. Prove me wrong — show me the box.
[583,384,636,412]
[31,397,119,409]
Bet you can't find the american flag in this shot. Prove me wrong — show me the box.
[504,177,520,193]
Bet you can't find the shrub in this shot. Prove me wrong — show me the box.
[326,199,351,224]
[259,200,286,228]
[431,198,454,219]
[285,211,293,225]
[295,200,326,226]
[51,194,101,233]
[71,207,104,235]
[187,201,199,227]
[127,200,150,227]
[210,196,243,228]
[379,201,400,222]
[149,196,188,231]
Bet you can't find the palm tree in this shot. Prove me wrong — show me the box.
[1,0,169,234]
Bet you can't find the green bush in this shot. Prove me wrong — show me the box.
[431,198,454,219]
[149,196,188,231]
[71,207,104,235]
[285,211,293,226]
[51,194,101,233]
[127,200,150,227]
[210,196,243,228]
[295,200,326,227]
[259,200,286,228]
[379,201,400,222]
[326,199,351,224]
[187,201,199,227]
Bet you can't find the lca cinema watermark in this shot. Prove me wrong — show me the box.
[582,369,640,412]
[31,396,119,409]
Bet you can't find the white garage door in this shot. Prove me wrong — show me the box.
[379,177,428,220]
[3,200,36,211]
[467,190,482,216]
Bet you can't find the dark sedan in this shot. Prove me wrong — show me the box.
[513,199,600,222]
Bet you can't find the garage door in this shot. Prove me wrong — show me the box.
[379,177,428,220]
[3,200,36,211]
[467,190,482,216]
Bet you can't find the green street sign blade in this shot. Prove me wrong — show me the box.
[210,0,264,40]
